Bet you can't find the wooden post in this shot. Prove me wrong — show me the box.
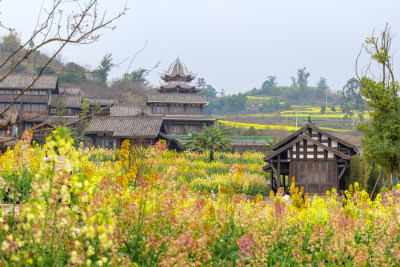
[277,155,281,189]
[270,168,273,190]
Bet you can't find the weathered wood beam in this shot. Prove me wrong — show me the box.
[338,166,347,181]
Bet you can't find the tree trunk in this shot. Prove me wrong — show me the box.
[209,150,214,162]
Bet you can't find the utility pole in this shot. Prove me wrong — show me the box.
[296,110,298,130]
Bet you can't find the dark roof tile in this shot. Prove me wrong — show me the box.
[0,75,57,90]
[85,116,163,138]
[147,93,207,104]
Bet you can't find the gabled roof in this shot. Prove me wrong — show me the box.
[110,105,151,117]
[264,134,351,162]
[29,121,54,131]
[158,132,184,150]
[271,123,358,152]
[147,93,207,105]
[160,58,196,80]
[0,75,58,90]
[85,116,163,138]
[49,94,82,107]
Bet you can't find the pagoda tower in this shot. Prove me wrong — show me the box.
[145,58,214,135]
[157,58,201,93]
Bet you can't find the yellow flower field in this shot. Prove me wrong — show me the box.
[220,120,352,132]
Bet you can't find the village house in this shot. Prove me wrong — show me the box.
[84,58,215,149]
[263,119,357,195]
[0,74,115,142]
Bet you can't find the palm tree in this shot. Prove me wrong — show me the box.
[183,121,233,162]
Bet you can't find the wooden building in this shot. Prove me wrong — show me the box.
[263,120,357,194]
[0,75,58,130]
[84,114,182,150]
[30,122,54,145]
[147,58,214,135]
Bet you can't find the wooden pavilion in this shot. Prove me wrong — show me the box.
[263,119,357,194]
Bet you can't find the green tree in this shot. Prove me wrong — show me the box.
[95,53,114,84]
[316,77,329,96]
[320,103,326,113]
[55,100,68,127]
[125,68,147,84]
[1,32,21,53]
[58,62,87,83]
[201,85,217,99]
[244,126,257,136]
[35,65,56,75]
[261,76,278,95]
[196,78,207,87]
[340,78,365,119]
[357,26,400,184]
[296,67,310,90]
[183,121,233,162]
[75,98,91,143]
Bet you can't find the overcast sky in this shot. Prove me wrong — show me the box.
[1,0,400,94]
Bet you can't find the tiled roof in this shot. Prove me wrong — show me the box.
[49,94,82,107]
[110,105,151,116]
[163,115,215,122]
[85,116,163,138]
[59,86,81,95]
[87,97,115,106]
[147,93,207,104]
[160,58,196,80]
[157,81,201,93]
[46,116,79,123]
[0,75,57,90]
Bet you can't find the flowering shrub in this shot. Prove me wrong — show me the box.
[0,128,399,265]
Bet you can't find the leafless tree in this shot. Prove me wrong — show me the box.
[0,0,128,141]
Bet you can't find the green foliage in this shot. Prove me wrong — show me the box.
[316,77,329,96]
[5,60,27,73]
[348,154,372,191]
[95,53,114,84]
[35,65,56,75]
[55,100,68,127]
[124,68,148,84]
[261,76,278,95]
[197,78,217,99]
[1,31,21,53]
[74,98,91,144]
[357,28,400,176]
[340,78,365,118]
[205,93,247,114]
[58,62,87,83]
[183,121,233,152]
[200,84,218,99]
[296,67,310,90]
[320,103,326,113]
